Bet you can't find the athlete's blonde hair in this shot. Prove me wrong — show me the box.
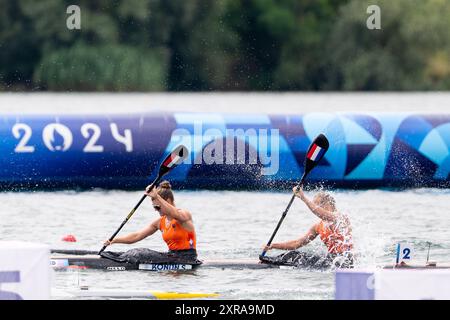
[157,180,174,202]
[314,192,336,211]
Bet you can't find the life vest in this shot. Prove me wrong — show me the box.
[315,216,353,254]
[159,215,196,251]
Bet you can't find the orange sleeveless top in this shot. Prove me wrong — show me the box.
[159,215,196,251]
[315,217,353,254]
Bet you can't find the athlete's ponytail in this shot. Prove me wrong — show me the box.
[157,180,174,202]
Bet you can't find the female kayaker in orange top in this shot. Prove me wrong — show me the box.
[103,181,198,263]
[262,186,354,268]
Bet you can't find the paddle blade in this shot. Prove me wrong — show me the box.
[159,145,189,176]
[303,134,329,177]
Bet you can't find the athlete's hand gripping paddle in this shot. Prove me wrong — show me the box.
[98,145,189,255]
[260,134,329,258]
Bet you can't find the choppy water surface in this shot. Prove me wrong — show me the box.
[1,189,449,299]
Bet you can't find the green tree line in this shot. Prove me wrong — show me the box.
[0,0,449,91]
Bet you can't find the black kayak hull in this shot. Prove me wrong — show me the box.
[50,250,279,271]
[51,254,200,271]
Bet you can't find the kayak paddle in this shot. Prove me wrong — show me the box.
[98,145,189,255]
[260,133,329,258]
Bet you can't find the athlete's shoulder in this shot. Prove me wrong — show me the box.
[178,208,193,220]
[335,212,351,228]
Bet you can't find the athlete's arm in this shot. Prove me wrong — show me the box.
[104,218,160,246]
[265,224,318,251]
[156,195,192,223]
[293,187,337,222]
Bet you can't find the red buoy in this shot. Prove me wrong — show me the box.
[62,235,77,242]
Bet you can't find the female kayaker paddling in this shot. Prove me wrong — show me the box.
[262,186,354,268]
[103,181,198,264]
